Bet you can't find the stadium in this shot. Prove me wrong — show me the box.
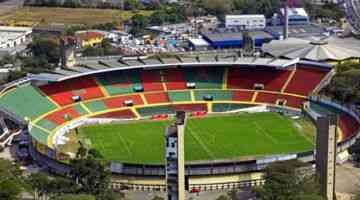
[0,55,359,191]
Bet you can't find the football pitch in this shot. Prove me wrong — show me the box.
[79,112,315,164]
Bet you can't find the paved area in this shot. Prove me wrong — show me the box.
[336,162,360,194]
[0,146,15,160]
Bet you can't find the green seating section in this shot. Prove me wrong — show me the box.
[73,104,89,116]
[0,85,57,119]
[36,119,57,131]
[183,68,224,89]
[85,100,108,113]
[95,70,142,96]
[137,105,174,116]
[30,126,49,145]
[195,90,233,101]
[212,103,255,112]
[167,91,191,102]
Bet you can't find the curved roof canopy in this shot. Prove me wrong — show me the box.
[262,36,360,61]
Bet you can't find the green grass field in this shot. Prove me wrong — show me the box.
[78,112,315,164]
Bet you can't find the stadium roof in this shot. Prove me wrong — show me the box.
[265,24,326,38]
[262,36,360,61]
[27,56,331,82]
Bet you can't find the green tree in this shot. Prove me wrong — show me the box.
[0,179,23,200]
[52,194,96,200]
[201,0,233,16]
[30,38,60,64]
[124,0,141,10]
[0,158,25,200]
[27,172,50,200]
[70,158,112,199]
[216,194,230,200]
[256,160,324,200]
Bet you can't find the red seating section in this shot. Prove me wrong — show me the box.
[151,114,169,120]
[40,76,104,106]
[140,70,164,91]
[255,92,305,109]
[228,67,291,91]
[172,104,207,112]
[163,69,187,90]
[145,92,170,104]
[339,114,360,140]
[232,91,254,102]
[285,66,328,96]
[92,109,135,119]
[46,107,80,125]
[103,95,143,109]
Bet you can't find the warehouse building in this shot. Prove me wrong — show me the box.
[201,29,273,49]
[225,15,266,30]
[280,7,309,25]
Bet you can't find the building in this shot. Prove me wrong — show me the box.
[262,36,360,63]
[165,111,186,200]
[0,26,32,49]
[279,8,309,25]
[311,0,340,5]
[188,37,210,51]
[225,15,266,30]
[75,31,105,48]
[201,29,273,49]
[265,24,327,39]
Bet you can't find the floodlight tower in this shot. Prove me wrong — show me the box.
[165,111,186,200]
[282,0,295,39]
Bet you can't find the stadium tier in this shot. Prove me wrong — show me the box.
[232,91,255,102]
[40,76,104,106]
[339,114,360,140]
[194,90,233,101]
[91,109,136,119]
[172,104,207,112]
[84,100,109,113]
[44,104,88,125]
[144,92,170,104]
[228,67,292,91]
[212,103,256,112]
[284,66,328,96]
[140,70,164,91]
[103,94,144,109]
[162,68,187,90]
[0,85,57,119]
[137,105,174,116]
[183,67,224,89]
[167,91,192,102]
[95,70,142,96]
[255,92,306,109]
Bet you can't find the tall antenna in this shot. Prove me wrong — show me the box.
[283,0,289,39]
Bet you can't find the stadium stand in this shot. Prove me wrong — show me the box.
[0,85,57,119]
[36,119,58,131]
[212,103,256,112]
[144,92,170,104]
[30,126,49,145]
[85,100,109,113]
[91,109,136,119]
[194,90,233,101]
[172,104,207,112]
[183,67,224,89]
[137,105,174,117]
[95,70,143,96]
[227,67,291,91]
[40,76,105,106]
[103,95,144,109]
[162,69,187,90]
[232,91,255,102]
[45,104,88,125]
[339,114,360,140]
[284,66,328,96]
[140,70,164,91]
[167,91,192,102]
[255,92,305,109]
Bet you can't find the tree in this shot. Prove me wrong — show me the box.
[52,194,96,200]
[0,179,23,200]
[216,194,230,200]
[30,38,60,64]
[27,172,50,200]
[201,0,233,16]
[0,158,24,200]
[124,0,141,10]
[256,160,324,200]
[70,158,112,199]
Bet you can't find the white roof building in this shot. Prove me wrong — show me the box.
[0,26,32,49]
